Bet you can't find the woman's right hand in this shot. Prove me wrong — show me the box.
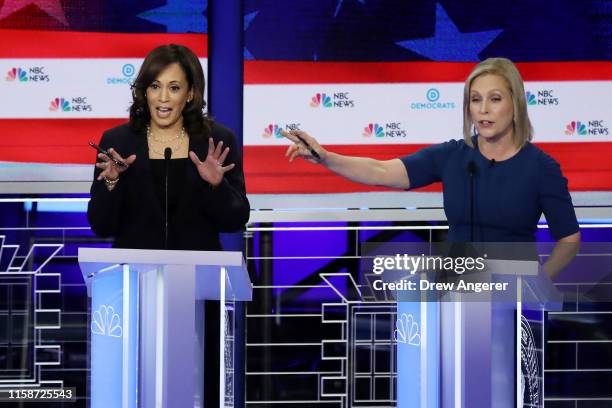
[95,148,136,181]
[280,130,327,164]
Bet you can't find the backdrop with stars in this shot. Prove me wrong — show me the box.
[0,0,208,186]
[241,0,612,193]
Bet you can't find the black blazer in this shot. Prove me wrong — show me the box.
[87,122,250,250]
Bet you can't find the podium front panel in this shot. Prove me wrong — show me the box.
[90,265,138,408]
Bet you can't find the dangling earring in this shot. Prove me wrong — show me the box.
[472,123,478,137]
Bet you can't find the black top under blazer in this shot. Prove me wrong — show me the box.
[87,122,250,250]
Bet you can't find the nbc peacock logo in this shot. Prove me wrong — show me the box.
[565,121,586,136]
[6,68,27,82]
[525,89,559,106]
[91,305,123,338]
[526,91,536,106]
[49,97,71,112]
[309,93,332,108]
[362,123,384,138]
[262,124,282,138]
[394,313,421,346]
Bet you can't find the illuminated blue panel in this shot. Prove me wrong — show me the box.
[91,267,138,408]
[396,301,439,408]
[27,200,88,213]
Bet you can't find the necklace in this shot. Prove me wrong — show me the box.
[147,125,185,143]
[147,126,186,157]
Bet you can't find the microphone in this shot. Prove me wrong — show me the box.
[164,147,172,249]
[490,158,496,167]
[467,160,477,242]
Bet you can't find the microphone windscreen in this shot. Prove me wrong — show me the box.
[164,147,172,160]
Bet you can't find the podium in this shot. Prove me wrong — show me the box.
[78,248,252,408]
[394,259,562,408]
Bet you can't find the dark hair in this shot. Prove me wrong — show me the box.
[129,44,211,139]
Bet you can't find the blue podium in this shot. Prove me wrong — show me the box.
[78,248,252,408]
[395,259,562,408]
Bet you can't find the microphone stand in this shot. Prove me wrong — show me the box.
[467,160,476,242]
[164,147,172,249]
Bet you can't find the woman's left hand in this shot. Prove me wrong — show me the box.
[189,138,235,187]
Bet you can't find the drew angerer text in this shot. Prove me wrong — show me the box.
[372,279,509,293]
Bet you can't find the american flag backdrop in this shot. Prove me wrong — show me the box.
[242,0,612,193]
[0,0,207,184]
[0,0,610,193]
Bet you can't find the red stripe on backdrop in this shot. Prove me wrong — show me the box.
[244,142,612,193]
[244,61,612,84]
[0,30,208,58]
[2,121,611,192]
[0,119,125,164]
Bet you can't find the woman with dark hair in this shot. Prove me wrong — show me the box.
[88,44,249,250]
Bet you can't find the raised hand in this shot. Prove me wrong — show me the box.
[95,148,136,181]
[189,138,235,187]
[280,129,327,164]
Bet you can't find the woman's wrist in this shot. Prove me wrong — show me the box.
[320,150,332,167]
[103,176,119,191]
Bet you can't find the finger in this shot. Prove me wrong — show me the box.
[107,148,129,168]
[125,155,137,165]
[207,138,214,158]
[189,151,202,166]
[213,140,224,158]
[285,144,298,157]
[107,148,125,162]
[115,155,136,174]
[96,161,114,171]
[96,163,115,180]
[217,147,230,165]
[95,162,107,179]
[294,130,313,145]
[98,153,110,162]
[289,147,304,162]
[221,163,236,173]
[279,129,299,143]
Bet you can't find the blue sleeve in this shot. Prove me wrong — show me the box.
[538,153,579,239]
[399,140,458,189]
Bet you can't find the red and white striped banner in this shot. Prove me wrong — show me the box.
[243,61,612,192]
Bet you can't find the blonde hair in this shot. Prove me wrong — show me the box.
[462,57,533,148]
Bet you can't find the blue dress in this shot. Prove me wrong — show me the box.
[400,137,579,242]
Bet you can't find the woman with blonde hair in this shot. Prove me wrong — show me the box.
[282,57,579,276]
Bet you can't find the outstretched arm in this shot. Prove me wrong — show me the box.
[281,129,411,189]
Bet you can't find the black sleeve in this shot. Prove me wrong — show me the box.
[87,131,126,238]
[194,124,250,232]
